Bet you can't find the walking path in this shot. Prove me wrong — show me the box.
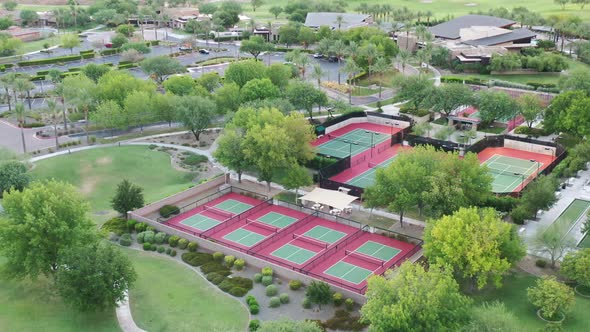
[115,291,146,332]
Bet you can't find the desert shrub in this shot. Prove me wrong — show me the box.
[165,248,171,255]
[249,320,260,331]
[207,272,225,284]
[249,304,260,315]
[170,250,177,257]
[150,245,157,251]
[269,297,281,308]
[246,295,258,306]
[234,258,245,270]
[261,275,273,286]
[224,255,236,267]
[229,287,248,297]
[143,231,155,244]
[333,292,344,306]
[266,284,278,297]
[157,246,165,253]
[126,219,137,230]
[303,297,312,309]
[322,309,368,331]
[146,226,156,232]
[154,232,167,244]
[188,241,199,252]
[119,234,132,246]
[254,273,263,283]
[181,252,213,266]
[213,252,224,262]
[178,238,189,249]
[536,259,548,268]
[101,217,128,235]
[345,298,355,311]
[134,222,147,232]
[201,262,231,276]
[142,243,151,251]
[136,231,146,244]
[289,280,303,290]
[279,293,290,304]
[159,204,180,217]
[168,235,180,247]
[261,266,273,277]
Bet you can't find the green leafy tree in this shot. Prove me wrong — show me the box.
[62,74,96,143]
[96,70,156,107]
[361,262,472,332]
[56,242,137,311]
[195,72,221,93]
[533,223,576,269]
[80,63,111,83]
[214,128,249,183]
[475,90,520,125]
[60,33,80,54]
[283,165,312,198]
[19,10,39,26]
[554,0,570,10]
[163,75,197,96]
[258,319,323,332]
[393,75,435,110]
[519,175,558,218]
[91,100,125,135]
[214,82,241,114]
[241,78,280,102]
[558,69,590,94]
[298,27,316,49]
[305,281,332,310]
[279,23,300,48]
[111,33,128,48]
[111,179,144,217]
[265,64,292,90]
[120,42,150,54]
[152,93,177,126]
[424,207,525,290]
[240,35,273,61]
[528,276,575,320]
[560,248,590,289]
[519,94,545,128]
[463,302,521,332]
[0,180,95,279]
[140,56,185,83]
[224,59,267,87]
[116,24,135,37]
[250,0,264,11]
[176,95,216,141]
[286,81,327,119]
[427,83,474,119]
[0,161,29,197]
[269,6,283,19]
[0,33,23,57]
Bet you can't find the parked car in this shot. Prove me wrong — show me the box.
[313,53,324,58]
[328,55,339,62]
[199,49,210,54]
[104,43,113,48]
[179,46,192,51]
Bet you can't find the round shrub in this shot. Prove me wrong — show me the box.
[134,222,147,232]
[224,255,236,267]
[157,246,165,253]
[168,235,180,247]
[536,259,547,268]
[159,204,180,217]
[261,266,273,277]
[269,297,281,308]
[249,304,260,315]
[250,319,261,332]
[188,241,199,252]
[142,243,151,251]
[213,252,224,262]
[150,244,157,251]
[146,226,156,232]
[279,293,290,304]
[265,284,278,297]
[127,219,137,231]
[246,295,258,306]
[170,250,177,257]
[165,248,171,255]
[234,258,245,270]
[289,279,302,290]
[154,232,167,244]
[229,287,248,297]
[136,231,146,244]
[344,298,355,311]
[302,297,311,309]
[178,238,189,249]
[254,273,263,283]
[333,292,344,306]
[119,234,132,247]
[143,231,155,244]
[261,275,273,286]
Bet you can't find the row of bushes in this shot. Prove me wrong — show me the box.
[100,48,121,56]
[441,76,560,93]
[246,295,260,314]
[118,63,137,69]
[159,204,180,217]
[58,140,82,148]
[0,64,14,72]
[514,126,548,137]
[19,122,45,128]
[18,55,84,67]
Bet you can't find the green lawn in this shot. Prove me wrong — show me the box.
[21,36,61,54]
[357,69,400,88]
[126,249,249,332]
[472,271,590,331]
[30,146,193,215]
[352,86,380,96]
[453,72,562,85]
[366,97,396,107]
[0,257,120,332]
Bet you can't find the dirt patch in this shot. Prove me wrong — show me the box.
[96,156,113,165]
[465,2,478,6]
[517,255,560,277]
[79,176,98,195]
[144,129,221,150]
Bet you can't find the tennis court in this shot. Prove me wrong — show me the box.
[324,261,374,284]
[254,211,299,229]
[179,213,222,231]
[346,156,397,188]
[482,154,542,193]
[214,199,254,215]
[354,241,401,261]
[547,199,590,236]
[317,129,389,159]
[302,226,347,244]
[223,228,267,247]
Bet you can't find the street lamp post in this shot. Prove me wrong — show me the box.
[530,159,541,177]
[364,131,380,158]
[345,140,358,157]
[544,147,556,158]
[514,172,525,192]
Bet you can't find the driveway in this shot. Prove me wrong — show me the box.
[0,120,73,153]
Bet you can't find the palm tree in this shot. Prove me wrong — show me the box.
[53,83,68,132]
[425,10,433,24]
[330,39,347,84]
[13,78,35,110]
[311,63,325,88]
[63,76,95,144]
[346,41,359,62]
[363,43,378,77]
[15,103,27,153]
[285,50,310,78]
[45,99,60,150]
[372,57,389,99]
[0,73,17,113]
[396,49,412,74]
[336,15,345,30]
[342,59,360,105]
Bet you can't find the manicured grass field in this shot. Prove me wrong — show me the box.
[0,257,120,332]
[31,146,193,215]
[126,249,249,332]
[21,36,61,54]
[472,271,590,331]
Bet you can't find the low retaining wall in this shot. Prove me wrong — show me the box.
[366,113,411,129]
[504,138,556,156]
[324,117,367,135]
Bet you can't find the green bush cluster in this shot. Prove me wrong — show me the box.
[157,246,165,253]
[333,292,344,306]
[201,261,231,275]
[178,238,189,249]
[344,298,355,311]
[289,280,303,290]
[154,232,167,244]
[135,222,147,232]
[279,293,290,304]
[143,243,152,250]
[269,296,281,308]
[321,309,368,331]
[182,154,208,166]
[224,255,235,267]
[188,241,199,252]
[246,295,260,314]
[159,204,180,217]
[213,252,225,262]
[261,266,273,277]
[206,272,226,285]
[261,275,273,286]
[254,273,263,283]
[18,55,83,66]
[101,217,128,235]
[169,249,177,257]
[536,259,548,268]
[234,258,245,270]
[168,235,180,247]
[265,284,278,297]
[249,319,260,331]
[218,276,252,297]
[119,234,132,246]
[303,297,312,309]
[143,231,155,243]
[181,252,213,266]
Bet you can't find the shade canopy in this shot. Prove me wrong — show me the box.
[299,188,358,210]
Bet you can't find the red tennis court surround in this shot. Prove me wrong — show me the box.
[312,122,398,147]
[251,216,359,268]
[330,144,410,183]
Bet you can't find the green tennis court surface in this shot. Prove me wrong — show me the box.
[346,156,397,188]
[256,212,298,229]
[214,199,253,214]
[579,234,590,248]
[303,226,347,244]
[354,241,401,261]
[483,154,541,193]
[180,214,221,231]
[223,228,267,247]
[317,129,389,159]
[547,199,590,236]
[271,244,317,264]
[324,261,373,284]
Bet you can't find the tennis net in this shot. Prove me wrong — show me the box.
[246,218,279,233]
[487,167,526,178]
[327,134,372,147]
[293,234,328,250]
[203,205,235,219]
[345,250,385,267]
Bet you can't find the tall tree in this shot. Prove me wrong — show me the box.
[286,81,327,119]
[305,281,332,310]
[0,180,95,279]
[241,78,280,102]
[240,36,273,61]
[55,242,137,311]
[269,6,283,19]
[91,100,125,136]
[475,90,520,125]
[283,165,312,198]
[393,75,434,110]
[224,59,267,88]
[518,94,544,128]
[427,83,474,119]
[361,262,472,332]
[214,82,241,114]
[176,95,216,141]
[62,74,96,143]
[214,128,249,183]
[310,63,325,89]
[60,33,80,54]
[533,224,576,268]
[45,99,60,150]
[0,161,29,197]
[250,0,264,12]
[140,56,185,83]
[111,179,144,217]
[561,248,590,291]
[424,207,525,290]
[341,58,360,104]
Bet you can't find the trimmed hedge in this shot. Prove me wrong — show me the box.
[100,48,121,56]
[29,75,46,81]
[302,297,312,309]
[188,241,199,252]
[18,55,82,66]
[234,258,245,270]
[157,246,165,253]
[119,234,132,246]
[213,252,224,262]
[261,266,273,277]
[181,252,213,266]
[250,319,260,331]
[159,204,180,217]
[344,298,355,311]
[135,222,147,232]
[127,219,137,230]
[168,235,180,247]
[178,238,189,249]
[206,272,226,285]
[269,297,281,308]
[279,293,290,304]
[249,305,259,315]
[154,232,167,244]
[201,261,231,276]
[118,63,137,69]
[224,255,235,267]
[143,243,151,250]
